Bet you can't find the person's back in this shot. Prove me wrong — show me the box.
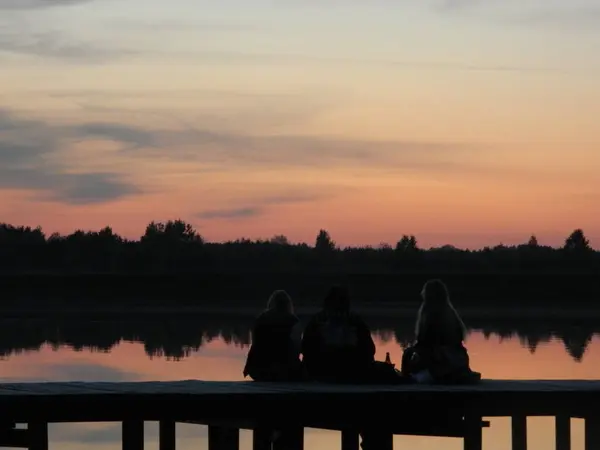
[401,279,479,383]
[243,290,303,381]
[302,286,375,382]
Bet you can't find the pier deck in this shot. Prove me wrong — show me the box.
[0,379,599,450]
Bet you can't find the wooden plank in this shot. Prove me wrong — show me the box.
[159,420,176,450]
[28,421,48,450]
[123,420,144,450]
[555,415,570,450]
[511,415,527,450]
[0,380,597,424]
[341,430,359,450]
[3,380,600,397]
[208,426,239,450]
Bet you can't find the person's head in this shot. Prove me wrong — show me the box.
[266,290,294,314]
[420,279,450,312]
[415,279,466,340]
[322,285,350,314]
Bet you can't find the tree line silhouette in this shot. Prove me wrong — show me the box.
[1,220,598,306]
[0,316,594,362]
[0,220,597,273]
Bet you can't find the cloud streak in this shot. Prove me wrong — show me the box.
[196,191,329,221]
[196,207,261,220]
[506,6,600,30]
[0,108,143,205]
[432,0,600,31]
[0,28,139,63]
[103,121,465,172]
[0,0,91,10]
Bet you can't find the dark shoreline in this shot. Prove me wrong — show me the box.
[1,272,598,307]
[1,304,600,320]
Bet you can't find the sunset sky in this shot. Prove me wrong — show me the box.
[1,0,599,249]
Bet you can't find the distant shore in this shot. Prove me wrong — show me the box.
[1,303,600,320]
[2,272,598,307]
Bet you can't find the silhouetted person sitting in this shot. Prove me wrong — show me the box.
[243,290,303,381]
[401,279,480,384]
[301,285,375,383]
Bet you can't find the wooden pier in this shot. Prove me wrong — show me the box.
[0,379,599,450]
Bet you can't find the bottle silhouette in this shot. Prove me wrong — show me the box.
[385,352,392,365]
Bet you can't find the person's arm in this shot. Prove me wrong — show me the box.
[300,318,319,359]
[243,321,261,377]
[355,316,376,360]
[290,321,303,354]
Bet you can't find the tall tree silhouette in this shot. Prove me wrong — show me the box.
[527,235,539,248]
[395,234,418,252]
[564,229,590,251]
[141,220,203,244]
[270,235,290,245]
[315,229,335,252]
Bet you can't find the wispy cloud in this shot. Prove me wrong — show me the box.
[196,207,261,220]
[432,0,600,31]
[196,191,324,221]
[0,108,142,205]
[0,28,140,62]
[0,0,91,10]
[505,6,600,31]
[117,127,465,172]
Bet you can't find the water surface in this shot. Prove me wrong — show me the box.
[0,317,595,450]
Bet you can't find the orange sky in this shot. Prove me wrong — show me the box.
[1,0,599,249]
[0,332,596,450]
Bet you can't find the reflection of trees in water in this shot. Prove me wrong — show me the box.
[369,316,597,363]
[0,316,595,362]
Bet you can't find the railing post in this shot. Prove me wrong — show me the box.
[252,428,271,450]
[585,415,600,450]
[208,426,239,450]
[341,429,359,450]
[359,430,392,450]
[273,427,303,450]
[511,415,527,450]
[463,414,482,450]
[123,420,144,450]
[159,420,176,450]
[29,421,48,450]
[381,433,393,450]
[555,415,570,450]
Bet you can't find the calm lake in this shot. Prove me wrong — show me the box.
[0,315,596,450]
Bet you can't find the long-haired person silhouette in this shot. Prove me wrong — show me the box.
[243,290,303,381]
[415,279,467,346]
[402,279,480,384]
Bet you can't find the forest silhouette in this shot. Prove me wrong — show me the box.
[1,220,598,306]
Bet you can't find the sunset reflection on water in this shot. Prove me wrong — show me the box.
[0,330,596,450]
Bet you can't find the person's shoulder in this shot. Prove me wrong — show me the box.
[305,312,321,325]
[286,313,300,326]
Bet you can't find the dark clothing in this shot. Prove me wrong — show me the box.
[243,310,303,381]
[402,318,479,383]
[416,313,464,348]
[301,311,376,382]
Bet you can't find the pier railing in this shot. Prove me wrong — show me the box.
[0,380,598,450]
